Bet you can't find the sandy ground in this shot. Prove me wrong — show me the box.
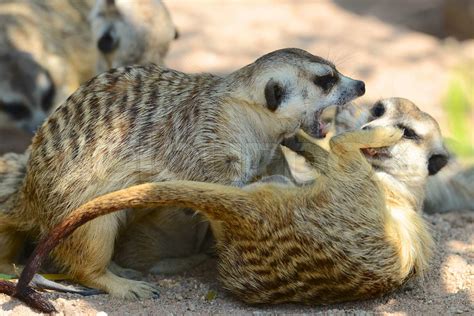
[1,0,473,314]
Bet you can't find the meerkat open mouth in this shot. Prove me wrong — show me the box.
[308,109,331,139]
[361,147,391,159]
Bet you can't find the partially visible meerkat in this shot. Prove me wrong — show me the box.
[0,0,95,133]
[334,101,474,213]
[3,98,448,313]
[0,48,365,299]
[90,0,178,74]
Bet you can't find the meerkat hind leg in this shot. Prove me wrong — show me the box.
[109,261,144,280]
[149,253,209,275]
[52,214,159,299]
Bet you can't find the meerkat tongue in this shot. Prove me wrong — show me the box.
[308,110,330,139]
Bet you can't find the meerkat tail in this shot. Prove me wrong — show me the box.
[15,181,251,295]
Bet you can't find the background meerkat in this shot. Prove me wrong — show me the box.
[0,48,365,299]
[90,0,178,74]
[4,98,448,313]
[333,101,473,213]
[0,0,95,133]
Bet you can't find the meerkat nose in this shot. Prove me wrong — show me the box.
[355,81,366,96]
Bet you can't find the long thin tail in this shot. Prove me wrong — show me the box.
[3,181,252,312]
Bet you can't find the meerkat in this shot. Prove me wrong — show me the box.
[0,0,95,133]
[2,98,448,313]
[0,48,365,299]
[334,101,474,213]
[90,0,178,74]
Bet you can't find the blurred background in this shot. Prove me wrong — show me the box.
[0,0,473,161]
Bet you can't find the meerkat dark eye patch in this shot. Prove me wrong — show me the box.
[397,124,419,140]
[265,80,285,111]
[371,101,385,117]
[313,73,339,93]
[1,101,31,120]
[428,154,448,175]
[41,82,56,112]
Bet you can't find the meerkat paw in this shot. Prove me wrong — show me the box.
[85,270,159,299]
[111,279,160,299]
[366,126,403,148]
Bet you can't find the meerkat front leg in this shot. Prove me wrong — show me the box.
[50,214,159,299]
[329,127,402,155]
[327,127,403,173]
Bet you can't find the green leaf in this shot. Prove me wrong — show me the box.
[205,290,217,301]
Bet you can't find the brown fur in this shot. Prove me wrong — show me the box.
[1,98,445,313]
[0,48,365,299]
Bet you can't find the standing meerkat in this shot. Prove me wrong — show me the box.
[90,0,178,74]
[0,48,365,299]
[2,98,448,313]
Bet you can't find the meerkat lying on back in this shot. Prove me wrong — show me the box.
[334,101,473,213]
[0,48,365,299]
[90,0,178,73]
[3,98,447,313]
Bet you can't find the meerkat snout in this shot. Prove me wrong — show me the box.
[97,26,119,54]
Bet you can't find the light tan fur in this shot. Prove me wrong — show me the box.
[4,98,446,311]
[0,48,365,298]
[89,0,177,74]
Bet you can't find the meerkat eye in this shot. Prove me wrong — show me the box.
[1,101,32,120]
[313,73,338,93]
[397,124,419,140]
[371,102,385,117]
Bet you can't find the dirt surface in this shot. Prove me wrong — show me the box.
[1,0,473,314]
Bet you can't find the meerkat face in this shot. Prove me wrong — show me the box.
[0,51,55,133]
[90,0,177,72]
[360,98,448,179]
[243,48,365,139]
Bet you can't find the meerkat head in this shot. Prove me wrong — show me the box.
[89,0,178,73]
[230,48,365,139]
[360,98,449,180]
[0,51,55,133]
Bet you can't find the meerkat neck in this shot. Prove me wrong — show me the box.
[376,171,433,280]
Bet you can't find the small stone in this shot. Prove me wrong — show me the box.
[188,303,196,311]
[96,312,108,316]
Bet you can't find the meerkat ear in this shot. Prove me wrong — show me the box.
[428,153,448,175]
[264,80,285,111]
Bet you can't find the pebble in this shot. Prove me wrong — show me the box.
[96,312,108,316]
